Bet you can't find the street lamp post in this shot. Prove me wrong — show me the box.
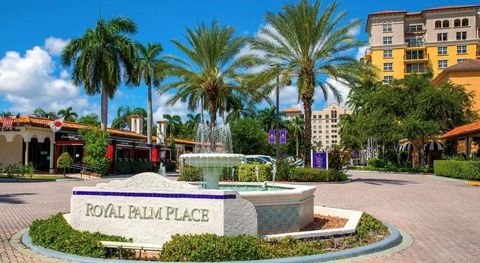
[275,76,280,161]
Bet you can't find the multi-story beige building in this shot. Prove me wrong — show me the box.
[363,5,480,83]
[283,103,352,149]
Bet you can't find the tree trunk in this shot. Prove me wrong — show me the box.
[200,96,205,124]
[208,96,217,152]
[296,136,299,159]
[147,83,153,145]
[303,98,313,167]
[101,87,108,130]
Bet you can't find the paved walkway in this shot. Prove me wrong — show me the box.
[0,171,479,262]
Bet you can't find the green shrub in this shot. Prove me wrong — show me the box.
[160,234,262,262]
[160,160,177,172]
[57,152,73,176]
[328,147,351,170]
[83,156,111,176]
[178,166,202,181]
[434,160,480,181]
[238,164,272,182]
[29,213,131,258]
[80,127,110,176]
[289,168,347,182]
[275,159,294,181]
[367,158,385,168]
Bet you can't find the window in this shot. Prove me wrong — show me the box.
[383,36,392,45]
[313,130,317,133]
[406,50,424,60]
[332,130,337,133]
[442,20,450,28]
[462,18,469,27]
[438,46,448,55]
[332,140,337,144]
[454,19,461,27]
[437,33,448,41]
[406,63,425,73]
[383,76,393,83]
[383,62,393,71]
[438,60,448,69]
[383,22,392,32]
[313,115,317,119]
[318,115,322,119]
[331,110,337,119]
[326,135,329,139]
[325,115,329,119]
[456,32,467,40]
[383,49,393,58]
[457,59,466,64]
[408,24,423,32]
[435,20,441,28]
[406,36,423,47]
[457,45,467,54]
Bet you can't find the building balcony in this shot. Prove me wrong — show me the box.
[404,54,429,62]
[405,42,425,49]
[404,29,426,35]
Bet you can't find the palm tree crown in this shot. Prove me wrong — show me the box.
[160,21,251,151]
[61,17,138,130]
[57,107,78,122]
[239,0,363,166]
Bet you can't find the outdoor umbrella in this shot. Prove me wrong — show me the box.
[424,141,445,151]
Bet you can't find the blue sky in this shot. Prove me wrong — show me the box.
[0,0,478,123]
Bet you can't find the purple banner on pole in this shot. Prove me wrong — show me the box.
[312,152,327,169]
[269,129,275,144]
[280,129,287,144]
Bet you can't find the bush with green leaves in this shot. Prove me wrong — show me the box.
[289,168,347,182]
[29,213,131,258]
[57,152,74,176]
[367,158,385,168]
[275,159,294,181]
[178,166,202,181]
[328,147,351,170]
[434,160,480,181]
[238,164,272,182]
[80,127,111,176]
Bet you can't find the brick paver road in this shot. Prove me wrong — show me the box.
[1,171,479,262]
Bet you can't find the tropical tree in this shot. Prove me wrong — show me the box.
[285,117,304,158]
[33,108,56,118]
[1,111,14,116]
[185,113,201,130]
[78,113,101,127]
[111,106,147,131]
[134,42,167,145]
[61,17,138,130]
[239,0,364,166]
[163,114,182,138]
[160,21,250,151]
[57,107,78,122]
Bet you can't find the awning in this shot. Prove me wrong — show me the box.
[399,143,413,152]
[424,141,445,151]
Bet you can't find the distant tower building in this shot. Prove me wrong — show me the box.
[130,115,143,134]
[156,119,167,144]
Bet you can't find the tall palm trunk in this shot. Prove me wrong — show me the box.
[147,82,153,145]
[296,135,299,159]
[200,96,205,124]
[303,98,313,167]
[101,87,108,130]
[208,95,217,152]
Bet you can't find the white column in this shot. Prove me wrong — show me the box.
[24,140,29,165]
[49,141,55,174]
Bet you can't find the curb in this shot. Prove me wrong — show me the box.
[21,224,404,263]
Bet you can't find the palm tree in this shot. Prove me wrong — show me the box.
[134,42,167,145]
[285,117,304,159]
[238,0,363,166]
[111,106,147,131]
[33,108,56,118]
[61,17,137,130]
[186,113,201,130]
[160,21,250,151]
[258,107,277,131]
[162,114,182,138]
[57,107,78,122]
[78,113,101,126]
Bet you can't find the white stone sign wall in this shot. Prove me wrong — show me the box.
[68,173,257,246]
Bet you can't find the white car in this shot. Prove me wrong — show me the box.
[245,155,274,164]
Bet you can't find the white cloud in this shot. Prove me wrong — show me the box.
[153,93,194,122]
[322,78,350,107]
[270,85,300,108]
[355,46,369,60]
[0,44,96,115]
[347,25,360,37]
[44,37,69,56]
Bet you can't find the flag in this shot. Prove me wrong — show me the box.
[269,129,275,144]
[280,129,287,144]
[49,117,64,133]
[2,116,14,129]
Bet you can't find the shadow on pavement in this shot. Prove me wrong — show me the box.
[351,178,416,186]
[0,193,37,204]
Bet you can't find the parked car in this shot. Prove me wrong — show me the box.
[245,155,273,164]
[293,159,304,168]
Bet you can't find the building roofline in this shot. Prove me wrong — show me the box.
[432,59,480,85]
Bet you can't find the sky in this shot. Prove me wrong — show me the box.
[1,0,478,124]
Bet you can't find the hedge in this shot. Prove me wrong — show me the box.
[178,166,203,181]
[434,160,480,181]
[289,168,347,182]
[238,164,272,182]
[114,160,155,174]
[29,213,131,258]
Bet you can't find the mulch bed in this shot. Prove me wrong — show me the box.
[301,214,348,231]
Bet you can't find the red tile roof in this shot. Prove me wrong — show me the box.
[439,121,480,139]
[282,107,301,113]
[0,115,198,144]
[423,5,480,12]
